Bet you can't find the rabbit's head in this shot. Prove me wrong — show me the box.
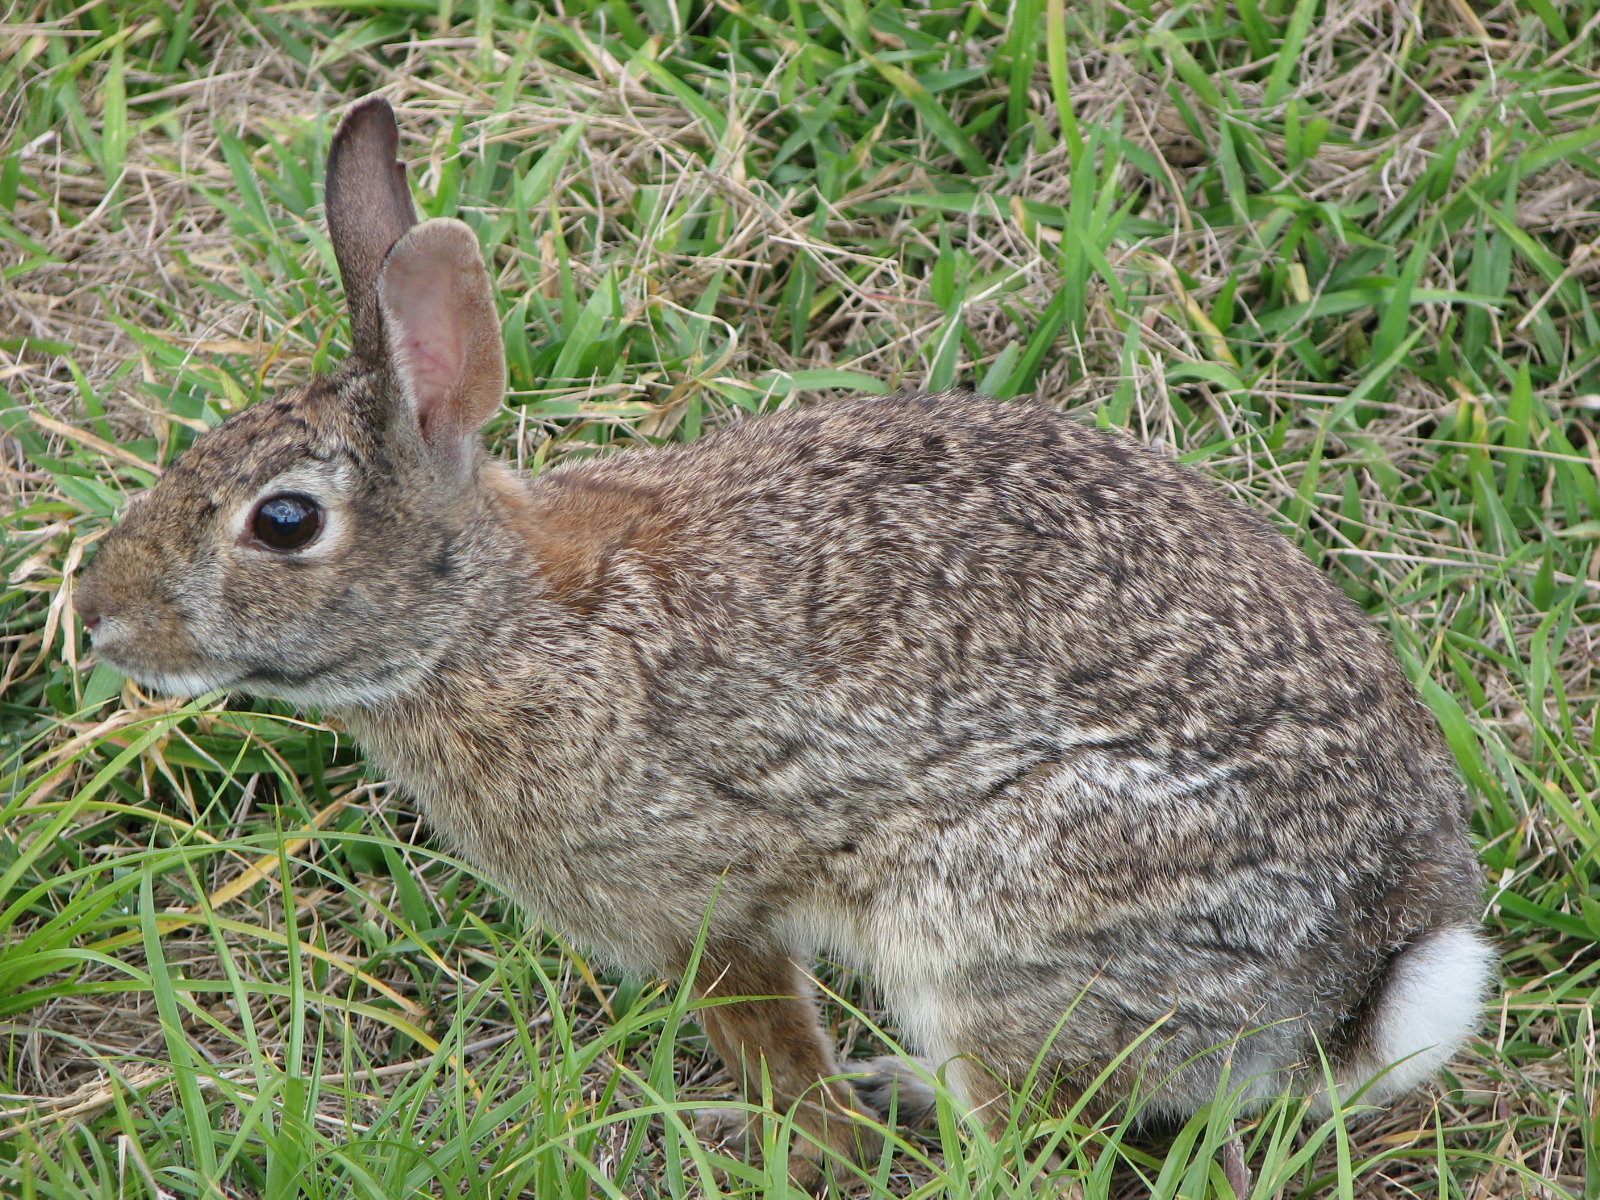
[75,98,508,707]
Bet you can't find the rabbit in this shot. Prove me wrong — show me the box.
[75,96,1495,1186]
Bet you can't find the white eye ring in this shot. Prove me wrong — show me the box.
[232,463,350,560]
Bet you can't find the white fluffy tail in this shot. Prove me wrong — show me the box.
[1329,925,1497,1108]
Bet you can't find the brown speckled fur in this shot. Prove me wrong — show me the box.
[76,98,1490,1185]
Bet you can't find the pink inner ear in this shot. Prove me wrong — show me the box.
[380,260,464,438]
[378,228,475,438]
[377,218,506,449]
[396,316,464,434]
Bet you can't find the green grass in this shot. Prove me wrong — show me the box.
[3,0,1600,1194]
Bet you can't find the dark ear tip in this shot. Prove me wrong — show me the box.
[332,95,398,152]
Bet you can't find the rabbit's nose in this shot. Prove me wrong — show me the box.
[74,588,107,634]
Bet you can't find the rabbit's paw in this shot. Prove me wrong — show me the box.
[694,1103,881,1193]
[846,1055,939,1129]
[694,1106,756,1157]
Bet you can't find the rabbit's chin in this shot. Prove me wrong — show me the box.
[96,633,435,711]
[238,671,427,712]
[108,662,239,701]
[111,660,423,712]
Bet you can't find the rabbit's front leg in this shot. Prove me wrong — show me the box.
[693,947,881,1189]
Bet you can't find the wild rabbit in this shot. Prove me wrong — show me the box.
[76,96,1493,1186]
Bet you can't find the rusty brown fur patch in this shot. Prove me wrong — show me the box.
[510,470,681,613]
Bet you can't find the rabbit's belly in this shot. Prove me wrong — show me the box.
[791,883,1311,1100]
[796,871,1329,1110]
[785,895,962,1059]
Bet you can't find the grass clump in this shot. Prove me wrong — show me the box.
[4,0,1600,1195]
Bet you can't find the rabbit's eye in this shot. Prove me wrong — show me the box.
[252,493,323,551]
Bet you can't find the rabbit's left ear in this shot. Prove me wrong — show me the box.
[325,97,419,363]
[376,218,507,479]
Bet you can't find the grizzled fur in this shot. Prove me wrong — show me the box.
[77,97,1491,1186]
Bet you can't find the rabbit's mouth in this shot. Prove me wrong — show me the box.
[86,628,240,700]
[88,607,441,710]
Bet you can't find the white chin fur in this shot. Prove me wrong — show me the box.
[110,667,413,711]
[264,674,423,710]
[126,667,234,698]
[1320,925,1497,1112]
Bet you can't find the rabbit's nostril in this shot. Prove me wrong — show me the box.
[74,594,105,634]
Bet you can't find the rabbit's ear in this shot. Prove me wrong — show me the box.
[377,218,506,476]
[325,97,419,362]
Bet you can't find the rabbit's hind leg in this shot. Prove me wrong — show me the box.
[693,948,883,1190]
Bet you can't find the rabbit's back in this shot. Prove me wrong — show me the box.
[529,390,1462,832]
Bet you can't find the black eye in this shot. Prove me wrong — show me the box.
[252,493,322,551]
